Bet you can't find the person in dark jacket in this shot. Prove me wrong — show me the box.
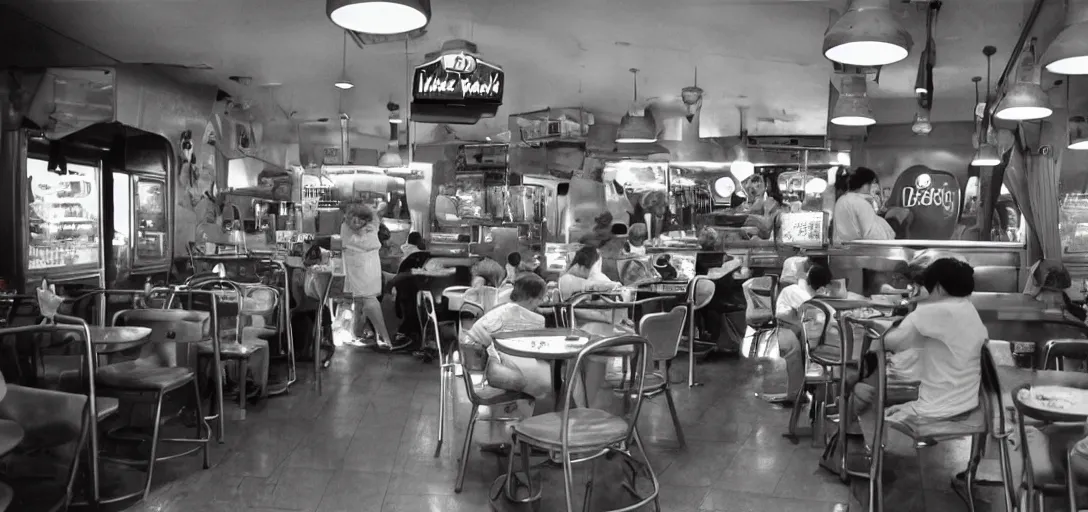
[694,227,747,355]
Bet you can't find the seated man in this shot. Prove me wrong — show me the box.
[773,264,834,404]
[852,258,987,448]
[463,274,553,411]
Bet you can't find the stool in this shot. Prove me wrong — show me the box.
[95,361,210,501]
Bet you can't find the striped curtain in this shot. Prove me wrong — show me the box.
[1027,149,1063,259]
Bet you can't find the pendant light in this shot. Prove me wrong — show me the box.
[831,75,876,126]
[914,1,938,96]
[823,0,913,67]
[378,102,403,167]
[1043,0,1088,75]
[995,38,1052,121]
[333,31,354,90]
[1068,78,1088,149]
[615,68,657,144]
[972,51,1002,167]
[326,0,431,35]
[730,106,754,182]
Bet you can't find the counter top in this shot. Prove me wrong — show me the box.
[839,240,1025,250]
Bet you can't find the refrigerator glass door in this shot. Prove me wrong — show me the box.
[133,177,167,266]
[26,158,101,272]
[113,173,132,277]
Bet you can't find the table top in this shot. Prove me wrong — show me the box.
[89,326,152,354]
[492,329,597,360]
[0,420,24,458]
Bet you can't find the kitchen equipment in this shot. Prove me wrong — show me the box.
[504,185,546,223]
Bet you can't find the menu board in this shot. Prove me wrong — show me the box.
[887,166,962,240]
[778,211,828,247]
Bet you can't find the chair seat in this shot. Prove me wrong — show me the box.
[888,406,986,442]
[96,397,120,421]
[641,372,667,394]
[513,409,629,451]
[472,383,533,407]
[196,339,267,359]
[96,361,194,392]
[810,345,843,365]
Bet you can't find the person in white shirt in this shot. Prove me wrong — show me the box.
[833,167,896,244]
[625,223,648,256]
[773,263,834,403]
[851,258,988,448]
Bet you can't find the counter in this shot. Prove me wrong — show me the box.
[828,240,1026,295]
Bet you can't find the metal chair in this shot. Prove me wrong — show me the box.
[864,326,987,512]
[0,318,112,507]
[783,310,835,448]
[633,306,688,449]
[159,287,228,441]
[507,334,660,512]
[0,385,90,512]
[682,276,714,387]
[744,274,779,359]
[453,340,534,493]
[418,290,457,457]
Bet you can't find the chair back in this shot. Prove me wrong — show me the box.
[0,385,89,512]
[455,335,488,405]
[160,289,225,371]
[561,334,651,451]
[638,306,687,362]
[0,320,98,418]
[798,300,842,365]
[418,291,448,361]
[566,290,625,330]
[686,275,715,311]
[1041,337,1088,370]
[463,286,500,312]
[742,274,778,327]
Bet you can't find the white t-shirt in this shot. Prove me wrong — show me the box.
[775,283,813,321]
[834,192,896,243]
[894,297,987,418]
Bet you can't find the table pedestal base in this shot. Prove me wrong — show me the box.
[488,472,542,512]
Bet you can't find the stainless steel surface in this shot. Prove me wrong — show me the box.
[829,241,1025,294]
[505,185,546,223]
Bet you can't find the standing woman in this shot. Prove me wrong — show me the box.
[832,167,896,243]
[341,202,393,348]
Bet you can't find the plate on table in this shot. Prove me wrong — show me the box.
[502,335,589,355]
[1015,385,1088,421]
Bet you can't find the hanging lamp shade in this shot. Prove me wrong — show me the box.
[971,143,1001,166]
[378,150,403,167]
[831,76,877,126]
[1043,0,1088,74]
[823,0,912,66]
[616,112,657,143]
[1070,115,1088,149]
[996,38,1052,120]
[334,71,354,90]
[327,0,431,35]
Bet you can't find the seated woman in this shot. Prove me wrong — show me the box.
[851,258,987,448]
[769,263,833,404]
[463,274,553,415]
[558,246,632,336]
[625,223,649,256]
[386,251,433,349]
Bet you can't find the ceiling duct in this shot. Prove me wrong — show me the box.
[651,104,726,165]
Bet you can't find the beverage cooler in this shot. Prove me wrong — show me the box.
[0,132,106,292]
[111,169,170,282]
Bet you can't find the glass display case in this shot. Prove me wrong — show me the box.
[134,178,167,264]
[26,158,101,272]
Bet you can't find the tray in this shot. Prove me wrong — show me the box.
[1013,384,1088,423]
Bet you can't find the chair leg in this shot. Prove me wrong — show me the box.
[561,444,575,512]
[434,366,446,458]
[192,378,210,470]
[961,433,984,512]
[238,360,248,420]
[811,391,825,449]
[455,406,479,493]
[997,437,1016,512]
[142,391,165,500]
[1069,449,1078,512]
[664,388,686,449]
[786,384,808,437]
[633,428,661,510]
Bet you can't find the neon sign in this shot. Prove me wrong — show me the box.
[413,54,504,104]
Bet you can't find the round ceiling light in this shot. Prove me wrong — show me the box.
[713,177,736,198]
[334,74,354,89]
[804,177,828,195]
[1042,0,1088,75]
[1070,115,1088,150]
[327,0,431,35]
[971,144,1001,167]
[832,76,877,126]
[730,161,754,183]
[615,113,658,144]
[994,82,1052,121]
[823,0,912,67]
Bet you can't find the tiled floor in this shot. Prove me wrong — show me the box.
[119,348,1001,512]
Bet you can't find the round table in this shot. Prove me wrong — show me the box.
[492,328,595,360]
[0,419,24,458]
[89,326,152,354]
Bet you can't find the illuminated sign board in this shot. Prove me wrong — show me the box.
[412,52,504,104]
